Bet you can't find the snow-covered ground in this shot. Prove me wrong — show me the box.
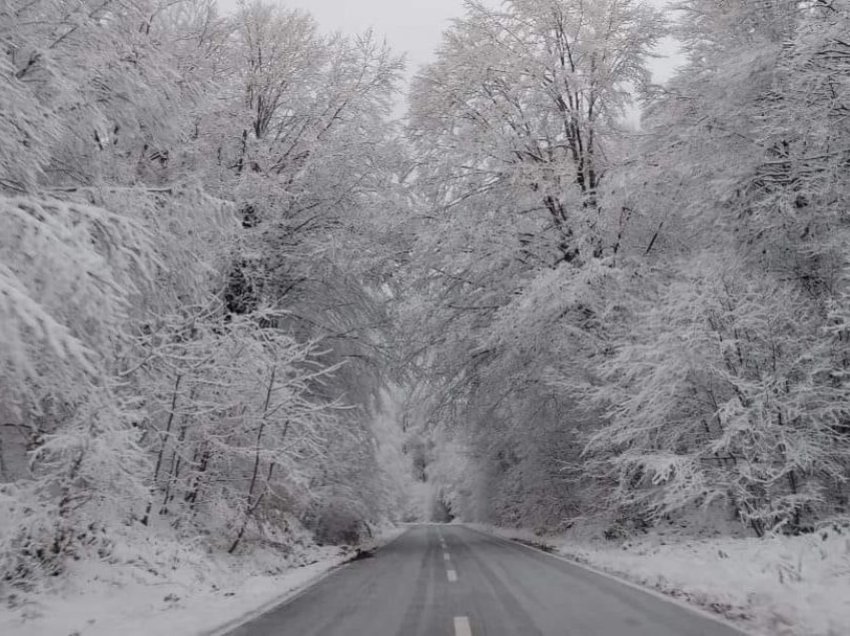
[469,522,850,636]
[0,523,406,636]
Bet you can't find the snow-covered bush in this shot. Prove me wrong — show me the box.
[0,193,155,579]
[583,257,850,534]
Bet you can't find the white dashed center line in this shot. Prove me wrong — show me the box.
[443,552,451,561]
[447,568,458,582]
[454,616,473,636]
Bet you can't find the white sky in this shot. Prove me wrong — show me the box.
[218,0,466,79]
[217,0,684,114]
[218,1,681,77]
[284,0,466,75]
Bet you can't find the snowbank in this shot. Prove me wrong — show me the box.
[0,524,406,636]
[467,523,850,636]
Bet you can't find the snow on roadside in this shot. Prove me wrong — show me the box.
[0,524,407,636]
[466,522,850,636]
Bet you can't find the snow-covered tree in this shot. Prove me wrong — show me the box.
[569,0,850,533]
[409,0,663,265]
[402,0,663,528]
[1,0,412,585]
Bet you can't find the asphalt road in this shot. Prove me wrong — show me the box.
[228,525,747,636]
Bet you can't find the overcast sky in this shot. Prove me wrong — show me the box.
[219,0,465,76]
[218,0,683,105]
[219,0,675,81]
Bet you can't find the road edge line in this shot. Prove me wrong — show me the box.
[200,526,413,636]
[461,524,758,636]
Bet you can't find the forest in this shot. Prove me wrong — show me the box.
[2,0,850,604]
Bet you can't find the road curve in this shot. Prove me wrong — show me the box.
[228,524,747,636]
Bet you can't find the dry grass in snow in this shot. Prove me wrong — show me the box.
[0,522,405,636]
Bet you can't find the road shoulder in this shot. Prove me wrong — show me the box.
[462,524,757,636]
[203,525,411,636]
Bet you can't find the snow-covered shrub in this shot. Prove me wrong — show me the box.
[583,255,850,535]
[0,194,154,582]
[306,497,373,546]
